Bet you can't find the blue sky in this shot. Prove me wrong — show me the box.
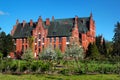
[0,0,120,41]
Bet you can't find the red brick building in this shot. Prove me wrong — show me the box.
[11,13,95,58]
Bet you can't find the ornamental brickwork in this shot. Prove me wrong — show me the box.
[10,13,96,58]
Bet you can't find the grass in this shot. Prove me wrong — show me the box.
[0,73,120,80]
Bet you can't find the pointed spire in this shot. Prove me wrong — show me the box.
[90,12,93,19]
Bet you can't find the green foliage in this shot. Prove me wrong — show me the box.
[21,48,34,61]
[28,36,34,49]
[0,31,14,57]
[65,43,84,60]
[96,36,107,56]
[105,41,113,56]
[0,52,3,59]
[60,69,70,75]
[55,48,63,60]
[113,22,120,56]
[87,43,100,60]
[40,44,57,60]
[0,59,120,74]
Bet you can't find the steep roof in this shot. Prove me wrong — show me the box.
[12,17,90,38]
[47,17,90,37]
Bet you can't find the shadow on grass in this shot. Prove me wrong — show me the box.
[46,76,63,80]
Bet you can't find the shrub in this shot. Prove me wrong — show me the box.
[21,48,34,61]
[65,42,84,60]
[40,44,57,60]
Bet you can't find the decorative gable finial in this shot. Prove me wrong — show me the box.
[16,19,19,25]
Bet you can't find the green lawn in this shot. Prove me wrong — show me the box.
[0,74,120,80]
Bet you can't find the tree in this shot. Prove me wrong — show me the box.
[5,34,14,54]
[21,48,34,61]
[28,36,34,49]
[55,48,63,60]
[0,31,14,57]
[96,35,107,56]
[105,41,113,56]
[112,22,120,56]
[65,42,84,60]
[40,44,57,60]
[87,43,100,60]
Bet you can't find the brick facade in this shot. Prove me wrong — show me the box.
[11,14,96,58]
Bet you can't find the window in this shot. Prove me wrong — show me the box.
[54,44,56,49]
[38,41,41,46]
[26,39,27,43]
[43,38,44,43]
[67,37,70,42]
[50,38,52,42]
[42,45,44,49]
[26,45,27,49]
[54,37,56,43]
[22,39,24,43]
[13,39,16,45]
[35,38,37,43]
[38,48,41,53]
[59,44,62,50]
[38,34,41,39]
[22,45,24,51]
[31,31,33,35]
[14,39,16,43]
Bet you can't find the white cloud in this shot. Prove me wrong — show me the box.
[0,10,9,15]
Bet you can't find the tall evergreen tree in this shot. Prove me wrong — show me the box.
[96,35,107,56]
[0,31,14,57]
[87,43,100,60]
[112,22,120,56]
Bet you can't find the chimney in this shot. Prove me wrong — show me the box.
[16,19,19,25]
[52,16,54,21]
[23,20,26,27]
[30,19,33,27]
[46,18,50,26]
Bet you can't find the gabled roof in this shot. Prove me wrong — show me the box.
[47,17,90,37]
[13,23,36,38]
[12,17,90,38]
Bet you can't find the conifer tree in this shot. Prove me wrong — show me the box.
[112,22,120,56]
[87,43,100,60]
